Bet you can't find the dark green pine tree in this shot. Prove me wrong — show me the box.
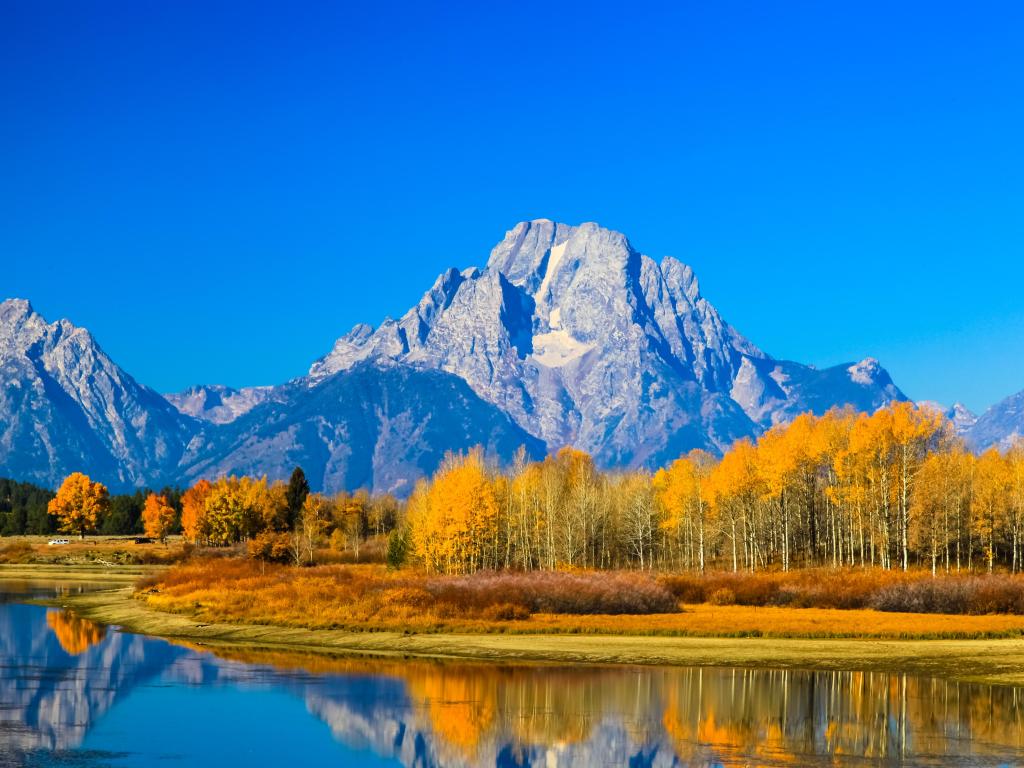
[285,466,310,529]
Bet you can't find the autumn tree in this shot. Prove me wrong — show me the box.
[409,449,498,574]
[295,492,329,564]
[889,402,948,570]
[141,493,176,543]
[180,479,212,545]
[48,473,109,540]
[204,476,270,545]
[655,450,717,572]
[709,438,763,572]
[973,449,1011,573]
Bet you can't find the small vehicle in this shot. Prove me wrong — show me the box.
[47,538,70,546]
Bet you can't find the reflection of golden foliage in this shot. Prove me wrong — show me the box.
[405,667,496,757]
[46,610,107,655]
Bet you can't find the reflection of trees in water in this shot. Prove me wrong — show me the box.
[6,611,1024,767]
[45,610,106,655]
[212,649,1024,767]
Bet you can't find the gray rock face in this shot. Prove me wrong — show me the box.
[0,299,194,491]
[309,219,908,468]
[966,390,1024,450]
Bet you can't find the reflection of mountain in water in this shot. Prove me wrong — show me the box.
[0,602,189,753]
[3,596,1024,767]
[220,649,1024,768]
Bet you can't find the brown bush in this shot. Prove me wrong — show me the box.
[709,587,735,606]
[870,576,1024,614]
[0,541,35,564]
[659,569,1024,615]
[482,603,532,621]
[248,532,293,564]
[424,571,679,615]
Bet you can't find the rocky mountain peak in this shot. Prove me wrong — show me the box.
[847,357,886,385]
[305,220,908,467]
[0,220,927,494]
[0,298,194,490]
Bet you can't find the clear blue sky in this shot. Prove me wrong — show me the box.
[3,1,1023,413]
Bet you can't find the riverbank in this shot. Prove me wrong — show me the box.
[0,562,162,582]
[52,584,1024,687]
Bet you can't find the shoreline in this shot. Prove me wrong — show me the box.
[41,581,1024,688]
[0,562,162,582]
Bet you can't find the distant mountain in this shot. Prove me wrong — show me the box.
[917,400,978,436]
[966,390,1024,451]
[0,299,194,491]
[177,363,544,497]
[0,219,929,493]
[165,384,280,425]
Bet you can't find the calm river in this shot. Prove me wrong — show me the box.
[2,583,1024,767]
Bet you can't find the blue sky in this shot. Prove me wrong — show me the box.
[3,1,1023,412]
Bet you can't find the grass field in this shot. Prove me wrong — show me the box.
[0,535,187,567]
[134,559,1024,638]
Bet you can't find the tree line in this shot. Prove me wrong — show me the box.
[0,476,184,537]
[10,402,1024,576]
[30,467,400,563]
[403,403,1024,575]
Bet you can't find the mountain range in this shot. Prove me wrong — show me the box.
[2,219,1022,494]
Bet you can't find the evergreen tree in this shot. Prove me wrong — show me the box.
[285,467,310,529]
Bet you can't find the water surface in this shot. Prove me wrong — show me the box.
[2,583,1023,767]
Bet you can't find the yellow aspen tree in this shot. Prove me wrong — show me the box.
[973,449,1011,573]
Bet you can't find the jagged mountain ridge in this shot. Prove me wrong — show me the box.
[164,383,281,425]
[308,219,906,467]
[0,298,194,490]
[3,218,979,494]
[0,300,540,494]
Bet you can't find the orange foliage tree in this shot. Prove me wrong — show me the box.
[142,492,176,543]
[180,479,213,544]
[47,472,109,539]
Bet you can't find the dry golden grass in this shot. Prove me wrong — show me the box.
[139,559,1024,639]
[523,604,1024,638]
[0,535,187,565]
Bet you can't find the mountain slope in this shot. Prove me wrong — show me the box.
[966,390,1024,451]
[178,363,545,496]
[308,219,908,468]
[0,299,195,490]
